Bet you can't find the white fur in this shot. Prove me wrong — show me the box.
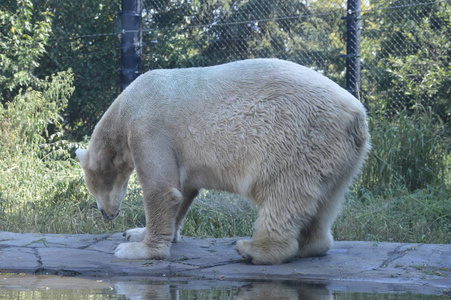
[77,59,370,264]
[124,227,146,242]
[115,241,169,260]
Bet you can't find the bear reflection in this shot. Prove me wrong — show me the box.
[113,280,332,300]
[236,281,332,300]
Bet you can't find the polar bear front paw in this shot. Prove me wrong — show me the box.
[123,227,146,242]
[114,242,170,260]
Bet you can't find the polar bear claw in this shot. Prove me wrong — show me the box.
[123,227,146,242]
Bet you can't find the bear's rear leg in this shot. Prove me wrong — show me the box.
[297,216,333,258]
[235,201,303,264]
[236,237,299,265]
[297,184,348,258]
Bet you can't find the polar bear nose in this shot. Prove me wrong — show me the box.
[100,208,120,220]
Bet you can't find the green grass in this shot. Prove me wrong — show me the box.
[335,185,450,243]
[0,82,449,244]
[182,190,256,238]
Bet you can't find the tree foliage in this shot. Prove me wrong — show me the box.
[2,0,449,135]
[361,0,450,121]
[141,0,347,83]
[0,0,75,152]
[32,0,120,137]
[0,0,52,103]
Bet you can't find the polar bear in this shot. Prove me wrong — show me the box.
[76,58,370,265]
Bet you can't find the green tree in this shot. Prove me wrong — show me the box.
[361,0,450,122]
[141,0,347,83]
[33,0,120,137]
[0,0,75,147]
[0,0,52,103]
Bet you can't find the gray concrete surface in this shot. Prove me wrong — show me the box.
[0,231,450,295]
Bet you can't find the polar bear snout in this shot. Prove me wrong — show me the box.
[100,208,120,220]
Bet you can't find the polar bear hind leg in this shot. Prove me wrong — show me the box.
[236,178,322,264]
[297,144,369,257]
[296,181,348,258]
[235,210,300,265]
[173,188,199,242]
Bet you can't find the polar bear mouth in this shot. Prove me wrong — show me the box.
[100,208,120,220]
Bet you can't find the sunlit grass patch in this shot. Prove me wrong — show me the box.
[335,185,450,244]
[182,190,257,238]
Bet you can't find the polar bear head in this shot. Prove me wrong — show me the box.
[76,148,134,220]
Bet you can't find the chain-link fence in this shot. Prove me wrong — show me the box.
[140,0,348,82]
[360,1,450,115]
[7,0,446,136]
[137,0,450,119]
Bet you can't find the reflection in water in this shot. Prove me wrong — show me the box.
[114,281,172,299]
[0,274,447,299]
[235,281,332,300]
[113,280,332,300]
[0,274,116,299]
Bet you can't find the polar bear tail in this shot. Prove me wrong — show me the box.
[348,110,371,167]
[350,110,370,153]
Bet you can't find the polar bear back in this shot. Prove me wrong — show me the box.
[122,59,361,115]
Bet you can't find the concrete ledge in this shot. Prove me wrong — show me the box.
[0,232,450,295]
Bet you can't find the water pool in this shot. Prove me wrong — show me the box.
[1,274,449,299]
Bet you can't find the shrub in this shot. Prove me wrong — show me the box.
[359,108,448,193]
[0,70,81,232]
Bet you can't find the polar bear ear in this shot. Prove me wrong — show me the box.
[75,148,88,167]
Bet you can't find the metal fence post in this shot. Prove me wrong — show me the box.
[121,0,142,91]
[343,0,362,98]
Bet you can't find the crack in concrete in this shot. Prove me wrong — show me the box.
[380,244,422,268]
[164,259,245,278]
[20,238,52,247]
[174,259,244,270]
[0,244,10,249]
[32,248,43,267]
[77,234,111,250]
